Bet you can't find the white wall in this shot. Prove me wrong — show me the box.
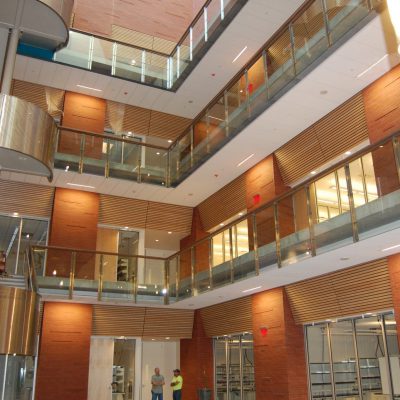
[141,341,180,400]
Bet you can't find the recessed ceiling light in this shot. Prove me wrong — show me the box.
[232,45,248,63]
[168,231,172,234]
[76,84,102,92]
[156,152,160,155]
[165,337,170,340]
[67,183,95,189]
[26,234,30,238]
[124,226,129,229]
[12,212,19,217]
[345,151,352,155]
[131,59,136,65]
[220,223,224,226]
[151,339,155,341]
[357,54,388,78]
[238,212,243,216]
[310,170,317,175]
[242,286,262,293]
[168,140,173,143]
[382,244,400,252]
[155,239,159,242]
[237,153,254,167]
[52,270,57,276]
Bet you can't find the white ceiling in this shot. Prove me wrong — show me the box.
[13,0,305,119]
[5,13,400,209]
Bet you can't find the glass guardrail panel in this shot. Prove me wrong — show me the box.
[136,258,165,304]
[172,51,179,83]
[177,248,192,299]
[292,0,329,75]
[226,73,248,131]
[325,0,370,44]
[193,116,209,164]
[353,143,400,240]
[108,138,141,181]
[73,252,98,294]
[53,31,91,69]
[278,188,312,266]
[194,241,211,294]
[179,35,191,77]
[54,130,81,172]
[102,254,135,301]
[224,0,240,15]
[192,11,206,57]
[114,44,144,82]
[81,134,107,176]
[144,53,169,89]
[232,217,255,281]
[255,206,277,268]
[208,95,228,151]
[212,229,232,289]
[91,37,114,75]
[175,132,192,178]
[140,147,168,186]
[168,256,178,302]
[247,55,268,116]
[266,29,295,98]
[312,168,354,255]
[207,0,222,37]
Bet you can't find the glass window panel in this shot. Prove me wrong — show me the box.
[349,158,368,208]
[292,1,329,74]
[279,189,311,265]
[355,316,385,398]
[307,324,333,400]
[228,336,241,398]
[313,172,353,254]
[325,0,369,44]
[232,219,254,281]
[213,230,232,289]
[383,314,400,399]
[247,55,267,115]
[226,75,248,131]
[242,333,255,399]
[215,338,228,400]
[355,143,400,240]
[213,232,224,267]
[330,320,360,399]
[267,29,295,98]
[255,207,277,268]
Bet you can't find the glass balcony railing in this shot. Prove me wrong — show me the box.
[169,0,385,185]
[22,0,248,90]
[33,130,400,304]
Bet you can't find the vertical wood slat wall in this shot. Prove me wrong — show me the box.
[285,258,393,324]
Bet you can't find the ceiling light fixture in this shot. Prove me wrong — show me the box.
[168,140,173,143]
[232,46,248,63]
[131,59,136,65]
[12,212,19,217]
[155,239,159,242]
[237,153,254,167]
[345,151,352,155]
[382,244,400,252]
[310,170,317,175]
[67,183,95,189]
[168,231,172,234]
[357,55,388,78]
[76,84,102,92]
[242,286,262,293]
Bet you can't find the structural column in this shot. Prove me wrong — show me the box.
[252,287,308,400]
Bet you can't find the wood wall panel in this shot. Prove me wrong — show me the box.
[387,254,400,345]
[200,296,253,337]
[363,64,400,143]
[99,194,193,235]
[92,304,194,338]
[73,0,198,42]
[11,80,65,118]
[35,302,92,400]
[275,94,369,185]
[48,188,100,278]
[105,101,191,141]
[285,258,393,324]
[252,288,308,400]
[0,179,54,217]
[197,175,246,232]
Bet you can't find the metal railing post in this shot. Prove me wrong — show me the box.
[208,238,213,290]
[164,260,170,305]
[274,203,282,267]
[344,163,359,243]
[229,227,234,283]
[79,135,85,174]
[69,251,76,300]
[252,214,260,275]
[98,254,104,301]
[321,0,332,47]
[392,136,400,185]
[306,186,316,257]
[191,246,196,296]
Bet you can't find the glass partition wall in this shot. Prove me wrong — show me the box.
[215,333,255,400]
[306,312,400,400]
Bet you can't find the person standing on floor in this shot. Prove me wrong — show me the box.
[170,369,183,400]
[151,367,165,400]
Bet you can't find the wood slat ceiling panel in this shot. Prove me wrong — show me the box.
[105,101,191,141]
[92,305,146,336]
[99,195,193,234]
[198,175,246,232]
[285,258,393,324]
[11,80,65,119]
[146,202,193,233]
[142,308,194,339]
[92,305,194,338]
[275,94,369,185]
[0,180,54,218]
[200,297,253,337]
